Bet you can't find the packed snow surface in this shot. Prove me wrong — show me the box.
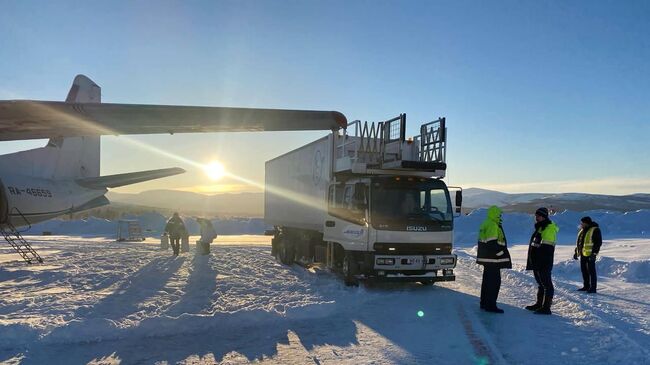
[0,234,648,364]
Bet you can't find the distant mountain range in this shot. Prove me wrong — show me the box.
[107,190,264,217]
[463,188,650,212]
[107,188,650,218]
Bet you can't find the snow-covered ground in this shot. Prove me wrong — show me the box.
[0,235,648,364]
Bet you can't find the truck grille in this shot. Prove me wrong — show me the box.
[373,242,452,255]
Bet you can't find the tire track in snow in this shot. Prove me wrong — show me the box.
[448,256,507,365]
[456,303,502,365]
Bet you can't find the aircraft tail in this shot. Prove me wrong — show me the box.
[65,74,101,103]
[0,75,101,179]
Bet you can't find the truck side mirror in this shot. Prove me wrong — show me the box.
[455,190,463,213]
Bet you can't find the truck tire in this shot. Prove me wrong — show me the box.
[342,252,359,287]
[277,238,295,265]
[271,236,278,257]
[419,280,435,286]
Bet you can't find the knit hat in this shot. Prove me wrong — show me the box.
[535,207,549,219]
[580,216,593,225]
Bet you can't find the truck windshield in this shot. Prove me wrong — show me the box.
[370,178,452,230]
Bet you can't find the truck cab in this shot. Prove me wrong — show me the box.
[324,175,459,284]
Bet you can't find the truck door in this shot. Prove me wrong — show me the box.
[323,183,369,252]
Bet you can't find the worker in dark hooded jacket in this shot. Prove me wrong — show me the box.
[573,216,602,293]
[165,212,187,256]
[525,207,560,315]
[476,206,512,313]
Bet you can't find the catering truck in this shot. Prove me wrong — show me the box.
[265,114,462,285]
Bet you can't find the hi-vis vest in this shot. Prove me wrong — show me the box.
[478,224,507,246]
[531,223,559,247]
[477,221,510,263]
[577,227,596,256]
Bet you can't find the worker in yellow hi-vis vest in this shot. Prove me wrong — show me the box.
[573,216,602,293]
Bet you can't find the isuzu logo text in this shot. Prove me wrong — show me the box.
[406,226,428,232]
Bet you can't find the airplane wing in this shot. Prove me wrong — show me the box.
[75,167,186,189]
[0,100,347,141]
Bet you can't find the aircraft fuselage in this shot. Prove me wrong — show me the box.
[0,174,107,227]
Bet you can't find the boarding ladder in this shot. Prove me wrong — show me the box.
[0,208,43,264]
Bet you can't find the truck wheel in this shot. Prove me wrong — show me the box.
[278,239,294,265]
[419,280,435,286]
[342,253,359,287]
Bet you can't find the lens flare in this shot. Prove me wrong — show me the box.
[204,161,226,181]
[417,310,424,317]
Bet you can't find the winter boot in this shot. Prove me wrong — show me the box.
[534,296,552,315]
[577,287,589,291]
[525,290,544,311]
[484,307,504,314]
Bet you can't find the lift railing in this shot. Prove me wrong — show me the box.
[415,117,446,163]
[336,114,407,167]
[335,114,446,171]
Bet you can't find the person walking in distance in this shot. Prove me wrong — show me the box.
[476,206,513,313]
[525,207,559,315]
[165,212,187,256]
[574,216,602,293]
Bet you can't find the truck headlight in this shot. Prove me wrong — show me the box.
[440,258,455,265]
[376,258,395,265]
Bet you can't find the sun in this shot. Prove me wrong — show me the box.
[204,161,226,181]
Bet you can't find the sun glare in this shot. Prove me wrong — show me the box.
[204,161,226,181]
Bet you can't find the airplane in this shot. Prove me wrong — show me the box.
[0,75,346,263]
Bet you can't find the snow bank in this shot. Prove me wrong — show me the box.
[29,217,116,236]
[622,260,650,283]
[25,209,650,242]
[0,324,39,349]
[454,209,650,246]
[554,257,650,284]
[28,212,269,237]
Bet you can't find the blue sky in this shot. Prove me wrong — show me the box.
[1,0,649,194]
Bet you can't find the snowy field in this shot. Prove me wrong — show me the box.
[0,234,648,364]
